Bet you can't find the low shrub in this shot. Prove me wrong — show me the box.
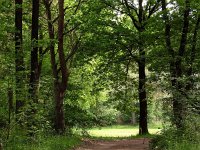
[150,126,200,150]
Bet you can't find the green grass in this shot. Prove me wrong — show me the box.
[4,135,81,150]
[87,125,161,137]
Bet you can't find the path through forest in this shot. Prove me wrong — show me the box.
[75,138,151,150]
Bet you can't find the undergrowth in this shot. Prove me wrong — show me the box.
[150,125,200,150]
[2,135,81,150]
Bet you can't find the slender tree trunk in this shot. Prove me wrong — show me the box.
[44,0,68,133]
[29,0,40,103]
[8,88,13,124]
[7,87,13,139]
[15,0,25,115]
[55,0,68,133]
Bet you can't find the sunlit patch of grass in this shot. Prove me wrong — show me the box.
[88,125,161,137]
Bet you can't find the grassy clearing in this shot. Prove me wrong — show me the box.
[87,125,161,137]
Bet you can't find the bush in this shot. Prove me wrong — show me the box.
[65,104,97,128]
[150,123,200,150]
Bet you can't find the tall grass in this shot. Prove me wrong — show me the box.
[168,142,200,150]
[4,135,81,150]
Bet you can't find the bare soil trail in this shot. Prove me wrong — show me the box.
[75,138,151,150]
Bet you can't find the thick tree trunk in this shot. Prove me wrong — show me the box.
[169,62,184,129]
[138,48,148,135]
[138,0,148,135]
[15,0,25,114]
[25,0,40,136]
[29,0,40,103]
[54,81,66,133]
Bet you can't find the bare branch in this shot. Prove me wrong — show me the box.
[63,23,81,35]
[123,0,140,30]
[148,0,162,18]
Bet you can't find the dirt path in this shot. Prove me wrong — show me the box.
[75,138,151,150]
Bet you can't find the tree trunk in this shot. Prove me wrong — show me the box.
[54,0,68,134]
[44,0,68,134]
[138,0,148,134]
[15,0,25,115]
[0,143,3,150]
[8,88,13,125]
[58,0,68,89]
[162,0,190,129]
[7,88,13,139]
[29,0,40,103]
[131,112,136,125]
[137,0,148,135]
[138,49,148,135]
[54,81,67,133]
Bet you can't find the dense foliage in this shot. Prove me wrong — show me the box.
[0,0,200,149]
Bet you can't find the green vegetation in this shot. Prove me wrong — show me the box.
[4,135,81,150]
[167,143,200,150]
[150,122,200,150]
[0,0,200,150]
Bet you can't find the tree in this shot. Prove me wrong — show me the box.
[161,0,200,129]
[15,0,25,115]
[43,0,81,133]
[29,0,40,104]
[101,0,162,134]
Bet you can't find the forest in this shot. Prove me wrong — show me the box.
[0,0,200,150]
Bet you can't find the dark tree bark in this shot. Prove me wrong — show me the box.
[29,0,40,103]
[162,0,190,129]
[137,0,148,135]
[43,0,81,134]
[7,87,13,139]
[138,59,148,134]
[15,0,25,114]
[138,33,148,134]
[123,0,154,134]
[43,0,70,134]
[54,0,68,133]
[8,88,13,125]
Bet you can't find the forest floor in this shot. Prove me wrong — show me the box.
[75,138,151,150]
